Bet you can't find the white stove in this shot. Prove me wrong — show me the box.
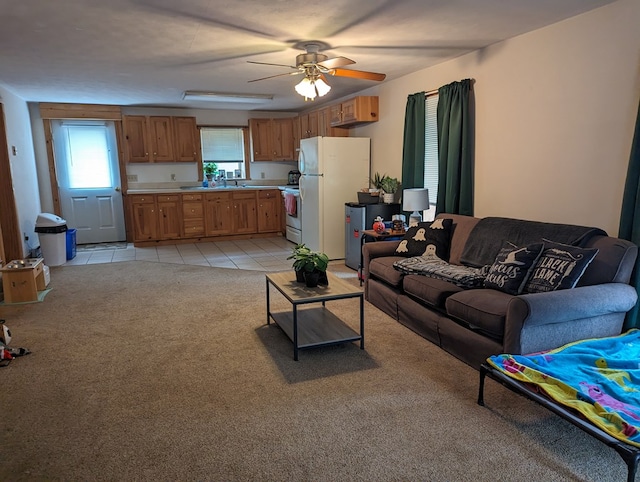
[282,186,301,243]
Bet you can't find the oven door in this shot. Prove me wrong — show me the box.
[283,188,301,231]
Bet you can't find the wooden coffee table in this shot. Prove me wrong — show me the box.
[265,271,364,360]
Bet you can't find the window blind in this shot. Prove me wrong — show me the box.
[201,127,245,162]
[423,95,438,206]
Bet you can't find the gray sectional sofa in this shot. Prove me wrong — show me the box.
[362,213,639,368]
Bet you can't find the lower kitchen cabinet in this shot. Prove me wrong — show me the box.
[232,191,258,234]
[257,189,281,233]
[130,189,284,244]
[204,192,233,236]
[182,193,205,238]
[130,195,158,241]
[156,195,182,240]
[130,194,182,242]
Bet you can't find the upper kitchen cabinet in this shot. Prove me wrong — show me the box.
[329,96,379,127]
[249,118,296,162]
[173,117,201,162]
[123,115,199,163]
[122,116,150,163]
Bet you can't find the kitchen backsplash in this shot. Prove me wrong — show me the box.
[125,160,297,183]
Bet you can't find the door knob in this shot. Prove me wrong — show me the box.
[115,187,121,192]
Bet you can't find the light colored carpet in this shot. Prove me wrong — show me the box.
[0,261,630,481]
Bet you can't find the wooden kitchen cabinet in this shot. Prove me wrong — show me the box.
[232,191,258,234]
[181,193,205,238]
[272,118,295,160]
[148,117,175,162]
[130,194,181,241]
[156,194,181,239]
[173,117,201,162]
[330,96,379,127]
[249,118,296,162]
[257,189,281,233]
[123,115,200,163]
[204,192,233,236]
[130,194,158,241]
[249,118,272,162]
[123,116,150,163]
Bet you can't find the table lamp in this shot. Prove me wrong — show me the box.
[402,188,430,227]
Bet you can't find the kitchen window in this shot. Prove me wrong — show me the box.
[200,126,250,180]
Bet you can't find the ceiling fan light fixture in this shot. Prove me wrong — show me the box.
[314,77,331,97]
[182,91,274,104]
[294,77,317,100]
[294,75,331,101]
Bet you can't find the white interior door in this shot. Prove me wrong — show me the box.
[52,120,125,244]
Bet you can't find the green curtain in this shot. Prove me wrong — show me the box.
[401,92,426,190]
[436,79,473,215]
[618,97,640,330]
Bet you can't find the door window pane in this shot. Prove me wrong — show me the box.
[62,125,112,188]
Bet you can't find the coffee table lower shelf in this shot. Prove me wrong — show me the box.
[270,307,362,351]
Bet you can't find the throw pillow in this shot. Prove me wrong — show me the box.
[523,239,599,293]
[394,218,453,261]
[483,242,544,295]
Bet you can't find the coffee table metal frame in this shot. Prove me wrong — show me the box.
[266,271,364,361]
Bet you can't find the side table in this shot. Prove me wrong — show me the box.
[1,258,46,303]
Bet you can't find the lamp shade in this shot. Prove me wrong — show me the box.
[402,188,430,226]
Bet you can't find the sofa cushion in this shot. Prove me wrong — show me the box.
[523,240,598,293]
[403,275,464,309]
[394,218,453,261]
[393,255,487,289]
[369,256,406,287]
[483,242,543,295]
[446,289,515,340]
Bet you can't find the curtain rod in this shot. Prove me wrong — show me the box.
[426,89,439,97]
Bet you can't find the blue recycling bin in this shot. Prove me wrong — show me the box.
[66,228,77,260]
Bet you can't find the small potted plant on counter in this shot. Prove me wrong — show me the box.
[203,162,218,181]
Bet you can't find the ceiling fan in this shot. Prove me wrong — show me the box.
[247,42,386,100]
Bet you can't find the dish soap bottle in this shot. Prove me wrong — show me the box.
[202,177,209,188]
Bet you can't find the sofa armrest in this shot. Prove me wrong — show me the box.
[362,240,401,280]
[504,283,638,353]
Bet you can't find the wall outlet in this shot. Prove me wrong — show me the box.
[260,172,265,179]
[127,174,138,182]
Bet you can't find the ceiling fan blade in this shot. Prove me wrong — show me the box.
[248,71,303,83]
[247,60,299,70]
[317,56,355,69]
[329,68,386,81]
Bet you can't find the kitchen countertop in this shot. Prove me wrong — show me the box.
[126,182,295,195]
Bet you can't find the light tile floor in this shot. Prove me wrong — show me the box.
[66,236,356,277]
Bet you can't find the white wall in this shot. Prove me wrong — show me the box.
[353,0,640,236]
[0,86,42,257]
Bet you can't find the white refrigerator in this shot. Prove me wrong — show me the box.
[299,136,371,259]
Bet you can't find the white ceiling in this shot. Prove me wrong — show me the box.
[0,0,616,112]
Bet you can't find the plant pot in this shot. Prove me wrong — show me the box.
[318,271,328,286]
[304,270,320,288]
[295,269,305,283]
[383,193,395,203]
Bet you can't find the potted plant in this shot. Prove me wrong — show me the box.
[381,176,399,203]
[369,172,386,194]
[287,244,329,287]
[287,243,312,282]
[203,162,218,181]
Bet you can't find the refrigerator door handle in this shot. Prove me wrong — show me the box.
[305,173,323,177]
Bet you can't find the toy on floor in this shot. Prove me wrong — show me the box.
[0,319,31,367]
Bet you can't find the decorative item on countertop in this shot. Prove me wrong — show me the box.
[373,216,386,234]
[381,176,399,203]
[286,243,329,287]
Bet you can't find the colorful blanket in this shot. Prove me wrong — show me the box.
[488,330,640,447]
